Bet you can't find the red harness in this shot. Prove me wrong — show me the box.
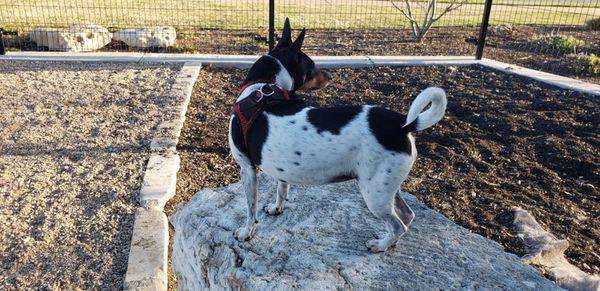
[232,81,292,150]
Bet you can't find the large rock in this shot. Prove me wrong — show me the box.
[29,24,112,52]
[513,207,600,291]
[112,27,176,48]
[171,174,561,290]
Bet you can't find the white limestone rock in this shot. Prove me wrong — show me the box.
[513,207,600,291]
[29,24,112,52]
[112,27,176,48]
[171,174,561,290]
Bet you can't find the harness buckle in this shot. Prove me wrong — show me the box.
[260,84,276,97]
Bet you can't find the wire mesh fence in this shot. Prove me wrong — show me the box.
[0,0,599,79]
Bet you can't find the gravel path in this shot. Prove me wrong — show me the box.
[0,61,181,289]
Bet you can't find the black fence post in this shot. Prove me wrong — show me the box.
[268,0,275,51]
[0,28,5,55]
[476,0,493,60]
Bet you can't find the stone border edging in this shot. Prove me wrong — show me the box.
[479,58,600,96]
[123,61,201,291]
[1,52,477,68]
[3,52,598,95]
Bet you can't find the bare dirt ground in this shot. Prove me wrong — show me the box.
[8,25,598,82]
[124,26,600,84]
[0,61,181,289]
[167,65,599,290]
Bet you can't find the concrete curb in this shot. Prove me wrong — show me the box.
[1,52,476,68]
[3,52,597,96]
[123,61,201,290]
[479,58,600,96]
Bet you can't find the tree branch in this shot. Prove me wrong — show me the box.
[432,0,466,22]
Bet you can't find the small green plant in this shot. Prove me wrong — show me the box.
[171,42,196,53]
[531,34,584,54]
[586,17,600,30]
[566,53,600,75]
[589,53,600,75]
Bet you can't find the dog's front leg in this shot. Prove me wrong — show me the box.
[264,181,289,215]
[235,166,258,241]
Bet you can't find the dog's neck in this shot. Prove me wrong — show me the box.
[243,55,293,91]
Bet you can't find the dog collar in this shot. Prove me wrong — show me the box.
[233,82,293,152]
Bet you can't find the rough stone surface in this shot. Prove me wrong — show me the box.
[29,24,112,52]
[171,174,561,290]
[113,27,176,48]
[124,208,168,290]
[513,207,600,291]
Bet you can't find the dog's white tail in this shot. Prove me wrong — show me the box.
[402,87,447,132]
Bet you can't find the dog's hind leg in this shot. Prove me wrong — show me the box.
[358,162,413,252]
[264,181,290,215]
[235,166,259,241]
[361,187,408,253]
[395,193,415,228]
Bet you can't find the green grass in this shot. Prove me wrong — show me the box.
[0,0,598,30]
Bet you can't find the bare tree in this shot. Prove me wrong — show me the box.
[391,0,466,42]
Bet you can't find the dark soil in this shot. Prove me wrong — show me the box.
[180,26,596,85]
[128,26,600,84]
[166,65,599,287]
[6,25,599,83]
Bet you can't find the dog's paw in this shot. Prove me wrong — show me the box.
[366,238,388,253]
[263,204,283,216]
[234,226,255,241]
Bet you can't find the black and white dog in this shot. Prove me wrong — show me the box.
[228,19,447,252]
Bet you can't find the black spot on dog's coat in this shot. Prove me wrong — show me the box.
[307,106,362,135]
[245,114,269,166]
[289,120,296,124]
[293,162,300,166]
[266,100,306,117]
[277,168,285,172]
[302,126,308,131]
[294,151,302,156]
[368,107,412,154]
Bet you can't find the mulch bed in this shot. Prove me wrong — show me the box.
[10,25,599,83]
[167,65,599,284]
[108,25,599,84]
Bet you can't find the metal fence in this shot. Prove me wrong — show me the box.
[0,0,599,75]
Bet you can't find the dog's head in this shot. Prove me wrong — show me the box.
[268,18,331,92]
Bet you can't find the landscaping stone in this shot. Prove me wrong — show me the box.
[113,27,176,48]
[29,24,112,52]
[124,207,169,290]
[139,153,180,211]
[513,207,600,291]
[171,174,561,290]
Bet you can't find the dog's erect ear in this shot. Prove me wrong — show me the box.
[291,28,306,51]
[276,18,292,48]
